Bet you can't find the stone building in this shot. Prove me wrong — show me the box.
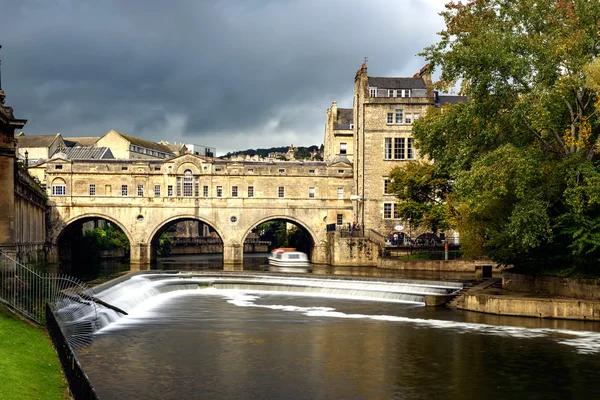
[324,101,354,163]
[325,62,465,237]
[15,132,66,163]
[95,129,175,160]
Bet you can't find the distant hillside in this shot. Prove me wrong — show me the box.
[221,145,322,160]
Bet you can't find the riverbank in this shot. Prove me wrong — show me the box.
[456,273,600,321]
[0,304,69,400]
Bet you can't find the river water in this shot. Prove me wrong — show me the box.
[72,255,600,400]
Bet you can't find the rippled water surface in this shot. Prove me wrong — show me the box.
[77,286,600,400]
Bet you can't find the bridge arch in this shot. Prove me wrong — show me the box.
[51,213,135,270]
[242,214,318,249]
[146,215,227,264]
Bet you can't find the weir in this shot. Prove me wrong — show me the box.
[53,272,464,338]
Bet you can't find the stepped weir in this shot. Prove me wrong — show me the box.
[55,272,464,338]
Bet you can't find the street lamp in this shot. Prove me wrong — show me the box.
[24,150,28,169]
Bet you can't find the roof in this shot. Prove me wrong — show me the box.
[368,77,426,90]
[52,146,114,160]
[437,95,468,106]
[15,134,61,148]
[63,137,100,147]
[113,131,174,154]
[337,108,353,125]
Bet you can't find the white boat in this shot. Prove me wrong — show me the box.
[267,248,311,268]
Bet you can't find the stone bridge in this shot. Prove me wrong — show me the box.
[40,154,356,268]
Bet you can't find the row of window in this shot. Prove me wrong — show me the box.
[369,88,412,98]
[386,109,420,125]
[129,145,172,159]
[384,137,414,160]
[54,183,346,199]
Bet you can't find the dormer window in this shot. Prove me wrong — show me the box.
[55,164,63,170]
[369,87,377,97]
[388,89,394,97]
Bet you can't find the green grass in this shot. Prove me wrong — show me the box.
[0,304,69,400]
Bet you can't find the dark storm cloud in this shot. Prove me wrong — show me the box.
[0,0,445,154]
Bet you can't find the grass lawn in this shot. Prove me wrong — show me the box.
[0,304,69,400]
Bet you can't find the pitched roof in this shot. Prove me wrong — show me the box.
[368,77,426,89]
[52,146,114,160]
[437,95,468,106]
[15,134,61,148]
[63,137,100,147]
[337,108,353,124]
[116,131,174,154]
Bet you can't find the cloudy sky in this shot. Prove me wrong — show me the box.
[1,0,446,156]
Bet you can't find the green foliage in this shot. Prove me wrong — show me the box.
[81,225,130,262]
[157,232,173,257]
[254,221,311,253]
[414,0,600,271]
[0,305,69,400]
[222,145,322,159]
[294,147,312,160]
[388,162,451,233]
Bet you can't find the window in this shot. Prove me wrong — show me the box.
[309,187,315,198]
[403,89,411,98]
[217,186,223,197]
[130,145,135,151]
[384,203,391,219]
[413,113,420,122]
[154,185,160,197]
[137,185,144,197]
[407,138,414,160]
[121,185,128,197]
[232,186,238,197]
[405,113,412,124]
[337,214,343,226]
[122,166,128,171]
[55,164,63,170]
[394,138,405,160]
[369,87,377,97]
[309,169,315,174]
[215,168,222,172]
[388,89,394,97]
[337,188,344,199]
[248,168,254,174]
[384,203,400,219]
[384,179,391,194]
[154,166,161,171]
[278,187,285,198]
[338,169,345,174]
[248,186,254,198]
[279,168,285,174]
[203,186,209,197]
[340,142,347,155]
[183,170,193,197]
[194,178,199,197]
[52,179,66,196]
[385,138,407,160]
[387,113,393,124]
[89,184,96,196]
[395,109,403,124]
[167,185,173,197]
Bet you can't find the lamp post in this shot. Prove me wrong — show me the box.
[24,150,28,169]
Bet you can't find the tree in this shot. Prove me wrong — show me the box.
[294,147,311,160]
[388,162,451,234]
[415,0,600,272]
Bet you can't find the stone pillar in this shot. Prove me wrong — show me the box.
[311,243,329,265]
[130,242,151,267]
[223,243,243,271]
[0,85,27,257]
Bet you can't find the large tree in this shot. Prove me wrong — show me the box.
[413,0,600,272]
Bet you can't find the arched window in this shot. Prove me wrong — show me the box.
[183,169,193,197]
[51,178,66,196]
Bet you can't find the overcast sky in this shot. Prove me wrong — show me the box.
[0,0,446,156]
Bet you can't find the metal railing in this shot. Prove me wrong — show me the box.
[0,250,99,349]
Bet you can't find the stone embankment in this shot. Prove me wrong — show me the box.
[456,273,600,321]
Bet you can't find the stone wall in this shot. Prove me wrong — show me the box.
[461,293,600,321]
[327,232,377,266]
[503,272,600,301]
[377,258,493,272]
